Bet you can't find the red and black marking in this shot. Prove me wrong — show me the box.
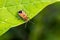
[18,10,28,21]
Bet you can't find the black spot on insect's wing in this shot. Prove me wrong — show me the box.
[18,10,22,13]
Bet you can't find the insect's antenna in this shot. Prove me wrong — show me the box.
[30,21,35,24]
[27,17,35,24]
[23,21,28,28]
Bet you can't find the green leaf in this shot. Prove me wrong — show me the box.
[0,0,57,36]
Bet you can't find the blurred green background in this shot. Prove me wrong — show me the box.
[0,2,60,40]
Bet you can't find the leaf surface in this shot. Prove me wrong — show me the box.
[0,0,57,36]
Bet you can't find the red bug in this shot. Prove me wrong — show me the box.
[18,10,35,28]
[18,10,28,21]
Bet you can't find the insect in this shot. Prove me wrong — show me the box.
[18,10,28,22]
[18,10,35,28]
